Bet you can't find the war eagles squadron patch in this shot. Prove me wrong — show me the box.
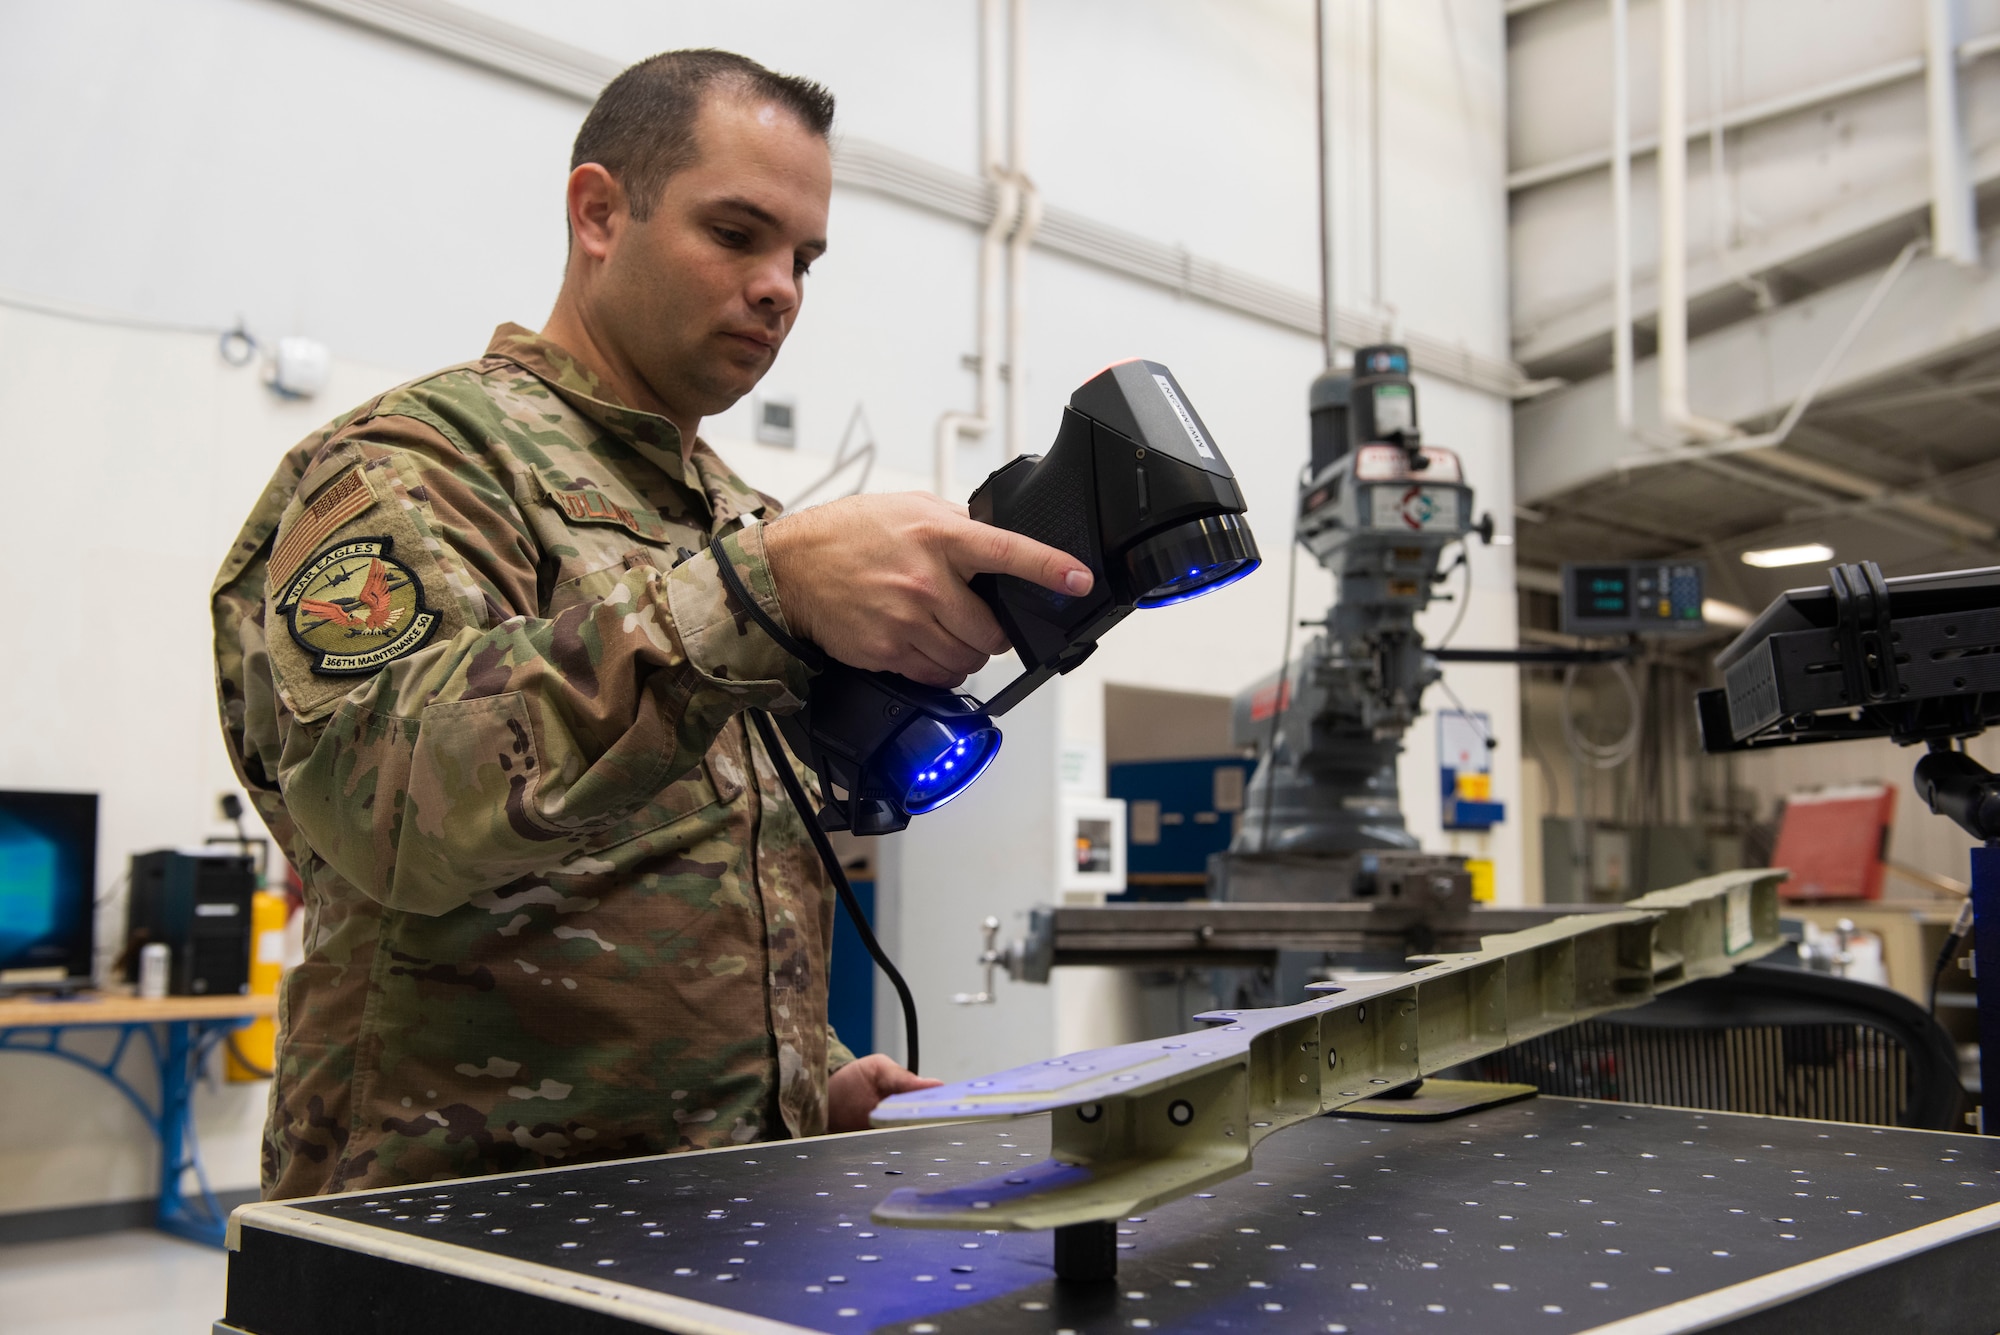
[279,537,440,675]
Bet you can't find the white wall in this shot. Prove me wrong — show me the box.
[0,0,578,377]
[0,0,1517,1214]
[0,305,409,1216]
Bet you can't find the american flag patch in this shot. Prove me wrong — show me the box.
[270,468,377,584]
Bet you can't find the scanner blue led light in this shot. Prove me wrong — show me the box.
[1134,558,1260,608]
[1126,512,1262,610]
[899,726,1003,814]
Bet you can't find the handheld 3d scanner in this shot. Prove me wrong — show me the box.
[774,359,1260,835]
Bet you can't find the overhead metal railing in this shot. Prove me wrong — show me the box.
[1509,37,2000,193]
[1510,56,1925,192]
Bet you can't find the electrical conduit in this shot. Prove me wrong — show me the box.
[936,0,1029,497]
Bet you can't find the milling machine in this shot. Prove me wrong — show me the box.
[1214,344,1494,912]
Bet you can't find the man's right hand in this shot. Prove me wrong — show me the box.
[763,491,1093,688]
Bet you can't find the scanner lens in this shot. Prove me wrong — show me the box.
[895,721,1004,814]
[1129,513,1261,608]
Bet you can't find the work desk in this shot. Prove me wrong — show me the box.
[0,991,275,1247]
[0,992,276,1027]
[221,1097,2000,1334]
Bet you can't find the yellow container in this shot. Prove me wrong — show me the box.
[226,888,289,1082]
[1467,857,1497,904]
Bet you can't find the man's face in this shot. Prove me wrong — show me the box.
[594,93,831,424]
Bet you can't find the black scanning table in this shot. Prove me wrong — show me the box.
[220,1099,2000,1334]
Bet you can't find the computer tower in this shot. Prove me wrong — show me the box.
[126,850,256,996]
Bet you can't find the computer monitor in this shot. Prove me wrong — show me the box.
[0,790,98,990]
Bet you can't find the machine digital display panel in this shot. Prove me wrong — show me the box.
[1561,561,1705,635]
[1573,566,1631,619]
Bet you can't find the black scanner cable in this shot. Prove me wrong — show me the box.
[748,710,922,1076]
[712,538,924,1074]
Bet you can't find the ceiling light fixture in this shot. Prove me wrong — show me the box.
[1740,542,1834,569]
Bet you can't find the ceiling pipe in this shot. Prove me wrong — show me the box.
[1655,0,1735,442]
[1621,239,1922,471]
[1643,0,1919,469]
[1315,0,1338,369]
[1004,182,1042,463]
[1620,1,1935,515]
[1609,0,1633,433]
[935,0,1022,499]
[1927,0,1980,266]
[1003,0,1039,461]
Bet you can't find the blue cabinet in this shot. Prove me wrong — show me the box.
[1107,757,1252,898]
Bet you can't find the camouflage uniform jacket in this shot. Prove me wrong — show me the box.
[211,323,854,1201]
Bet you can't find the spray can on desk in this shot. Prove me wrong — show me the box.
[138,942,170,1000]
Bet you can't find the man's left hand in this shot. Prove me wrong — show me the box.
[828,1054,942,1133]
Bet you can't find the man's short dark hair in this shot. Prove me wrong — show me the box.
[571,49,836,220]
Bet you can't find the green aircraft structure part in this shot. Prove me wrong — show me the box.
[869,870,1786,1232]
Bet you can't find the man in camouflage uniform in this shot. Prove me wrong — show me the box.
[210,50,1093,1200]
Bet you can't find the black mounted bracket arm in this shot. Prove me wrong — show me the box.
[1696,559,2000,756]
[1915,746,2000,842]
